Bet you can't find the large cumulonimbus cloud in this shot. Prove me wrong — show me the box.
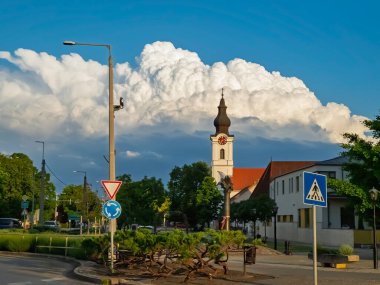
[0,41,368,143]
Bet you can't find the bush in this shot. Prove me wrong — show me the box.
[251,238,265,246]
[7,236,34,252]
[316,244,338,255]
[339,244,354,256]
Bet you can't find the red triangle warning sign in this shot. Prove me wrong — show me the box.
[101,180,122,199]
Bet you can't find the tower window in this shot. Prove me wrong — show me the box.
[220,149,225,159]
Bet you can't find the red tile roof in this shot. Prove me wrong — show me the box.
[232,168,266,191]
[251,161,315,198]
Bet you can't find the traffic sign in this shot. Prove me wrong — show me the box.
[102,200,122,219]
[21,201,29,209]
[101,180,122,199]
[303,172,327,207]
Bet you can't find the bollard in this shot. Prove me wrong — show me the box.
[284,241,292,255]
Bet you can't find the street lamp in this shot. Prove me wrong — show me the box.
[63,41,118,184]
[64,40,123,272]
[273,206,279,250]
[369,187,379,269]
[35,140,46,224]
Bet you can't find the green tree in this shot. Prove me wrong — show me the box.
[0,152,56,219]
[341,114,380,191]
[117,175,167,229]
[195,176,223,229]
[168,161,211,228]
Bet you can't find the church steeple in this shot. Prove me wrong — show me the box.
[213,89,231,135]
[210,89,234,183]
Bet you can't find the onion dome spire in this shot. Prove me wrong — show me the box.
[213,89,231,135]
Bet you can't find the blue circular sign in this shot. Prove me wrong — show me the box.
[102,200,122,219]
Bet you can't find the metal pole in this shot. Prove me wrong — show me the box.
[373,203,378,269]
[35,141,45,225]
[274,214,277,250]
[313,205,318,285]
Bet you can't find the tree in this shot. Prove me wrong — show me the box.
[341,114,380,191]
[117,175,168,229]
[168,161,211,228]
[195,176,223,229]
[0,152,55,220]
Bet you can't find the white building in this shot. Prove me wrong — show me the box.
[256,156,357,247]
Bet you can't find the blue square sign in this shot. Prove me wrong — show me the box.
[303,172,327,207]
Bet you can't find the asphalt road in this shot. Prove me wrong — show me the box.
[0,253,95,285]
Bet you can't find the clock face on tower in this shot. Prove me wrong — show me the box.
[218,135,227,145]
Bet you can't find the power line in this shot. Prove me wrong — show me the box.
[45,162,67,186]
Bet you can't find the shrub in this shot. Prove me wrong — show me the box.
[339,244,354,256]
[7,236,34,252]
[251,238,265,246]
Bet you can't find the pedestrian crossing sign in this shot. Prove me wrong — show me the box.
[303,172,327,207]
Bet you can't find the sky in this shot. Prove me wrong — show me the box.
[0,1,379,193]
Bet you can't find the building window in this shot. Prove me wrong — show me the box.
[277,215,294,223]
[317,171,336,179]
[298,208,312,228]
[296,176,300,192]
[276,182,279,195]
[220,149,225,159]
[282,180,285,194]
[289,178,294,193]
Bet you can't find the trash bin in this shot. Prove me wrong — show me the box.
[244,246,256,264]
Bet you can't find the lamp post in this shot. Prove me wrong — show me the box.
[35,140,46,225]
[251,208,257,239]
[74,170,87,235]
[369,187,379,269]
[63,41,116,184]
[273,206,278,250]
[64,40,123,272]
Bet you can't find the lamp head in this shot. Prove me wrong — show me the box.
[63,41,76,45]
[369,187,379,202]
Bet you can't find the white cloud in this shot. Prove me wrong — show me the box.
[0,41,369,144]
[126,150,141,158]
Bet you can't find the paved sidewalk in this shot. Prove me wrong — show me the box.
[73,249,380,284]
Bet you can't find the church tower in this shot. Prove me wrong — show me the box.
[210,90,234,184]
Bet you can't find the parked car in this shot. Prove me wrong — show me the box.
[43,220,60,231]
[0,218,22,229]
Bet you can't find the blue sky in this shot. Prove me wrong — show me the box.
[0,1,379,193]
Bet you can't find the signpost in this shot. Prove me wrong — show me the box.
[101,180,122,272]
[303,172,327,285]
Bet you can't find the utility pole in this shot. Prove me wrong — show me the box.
[35,141,45,225]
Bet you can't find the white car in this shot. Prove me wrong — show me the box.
[43,220,59,231]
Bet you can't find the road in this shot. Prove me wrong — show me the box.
[0,253,96,285]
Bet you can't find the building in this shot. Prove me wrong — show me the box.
[210,91,264,200]
[254,156,358,247]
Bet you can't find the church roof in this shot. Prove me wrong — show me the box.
[251,161,315,198]
[213,91,231,135]
[232,168,266,191]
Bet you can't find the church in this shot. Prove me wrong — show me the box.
[209,91,363,247]
[210,90,264,203]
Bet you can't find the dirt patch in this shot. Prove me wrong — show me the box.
[117,269,273,285]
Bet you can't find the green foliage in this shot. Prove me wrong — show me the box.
[327,178,372,213]
[168,161,211,228]
[316,244,338,255]
[251,238,265,246]
[339,244,354,256]
[341,114,380,203]
[0,152,56,219]
[195,176,223,228]
[117,175,168,229]
[231,196,277,225]
[81,235,110,262]
[7,235,34,252]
